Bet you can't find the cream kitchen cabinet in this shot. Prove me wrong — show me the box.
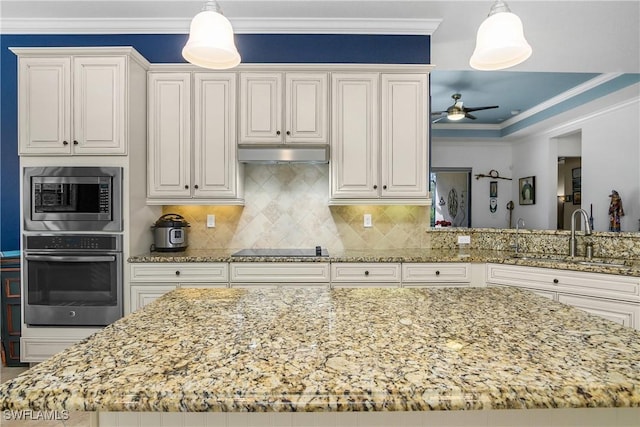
[331,263,401,288]
[12,47,148,156]
[330,73,429,205]
[230,263,330,288]
[147,72,243,204]
[128,263,229,312]
[402,263,471,287]
[486,263,640,329]
[239,72,328,145]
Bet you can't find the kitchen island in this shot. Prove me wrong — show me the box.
[2,287,639,426]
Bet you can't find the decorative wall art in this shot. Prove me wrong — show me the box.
[489,181,498,213]
[519,176,535,205]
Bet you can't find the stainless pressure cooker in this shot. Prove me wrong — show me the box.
[151,213,190,252]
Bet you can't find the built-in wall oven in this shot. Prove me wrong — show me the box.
[23,166,122,232]
[23,234,123,326]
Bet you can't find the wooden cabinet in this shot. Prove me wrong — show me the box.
[129,263,229,311]
[402,263,471,287]
[147,72,243,204]
[331,263,401,288]
[486,263,640,329]
[1,256,27,366]
[12,47,148,156]
[230,263,330,288]
[330,73,429,205]
[239,72,328,145]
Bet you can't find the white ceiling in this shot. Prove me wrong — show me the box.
[2,0,639,129]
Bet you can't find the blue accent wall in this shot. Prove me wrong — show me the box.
[0,34,430,250]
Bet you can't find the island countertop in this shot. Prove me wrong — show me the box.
[2,287,640,413]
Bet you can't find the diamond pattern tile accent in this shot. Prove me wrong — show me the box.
[164,165,429,251]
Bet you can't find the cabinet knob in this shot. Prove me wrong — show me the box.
[286,130,291,136]
[383,185,388,190]
[364,270,370,276]
[73,140,79,145]
[553,278,559,284]
[175,271,181,276]
[276,130,281,135]
[194,184,199,189]
[63,140,69,146]
[435,270,440,276]
[373,185,378,190]
[184,185,189,189]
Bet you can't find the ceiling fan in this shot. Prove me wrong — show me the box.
[432,93,499,123]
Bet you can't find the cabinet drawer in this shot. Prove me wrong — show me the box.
[558,293,639,329]
[402,263,470,283]
[486,264,639,301]
[331,263,401,283]
[21,338,78,362]
[230,263,330,283]
[130,263,228,283]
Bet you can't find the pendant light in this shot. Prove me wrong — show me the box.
[469,0,532,71]
[182,0,241,70]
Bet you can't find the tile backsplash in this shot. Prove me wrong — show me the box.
[163,164,430,251]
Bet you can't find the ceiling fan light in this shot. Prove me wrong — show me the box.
[470,3,532,71]
[182,2,241,70]
[447,111,466,121]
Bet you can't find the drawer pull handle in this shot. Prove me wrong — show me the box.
[175,271,181,276]
[553,278,559,284]
[435,270,440,276]
[364,270,370,276]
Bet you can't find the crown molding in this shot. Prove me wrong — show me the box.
[0,17,441,35]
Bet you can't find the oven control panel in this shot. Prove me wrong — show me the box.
[24,234,122,251]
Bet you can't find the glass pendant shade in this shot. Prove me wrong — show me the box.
[470,5,532,70]
[447,111,465,121]
[182,5,241,70]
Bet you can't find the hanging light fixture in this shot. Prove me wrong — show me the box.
[182,0,241,70]
[469,0,532,71]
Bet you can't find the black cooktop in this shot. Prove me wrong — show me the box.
[231,247,329,257]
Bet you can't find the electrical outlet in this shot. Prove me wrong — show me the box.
[207,214,215,228]
[457,235,471,245]
[364,214,373,228]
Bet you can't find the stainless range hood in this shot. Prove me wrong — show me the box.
[237,145,329,164]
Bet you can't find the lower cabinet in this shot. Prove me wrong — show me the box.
[331,263,401,288]
[402,263,471,287]
[230,263,330,288]
[1,256,28,366]
[486,263,640,329]
[129,263,229,311]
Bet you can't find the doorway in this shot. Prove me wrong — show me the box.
[430,168,472,227]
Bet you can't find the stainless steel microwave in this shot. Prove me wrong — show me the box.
[23,166,123,232]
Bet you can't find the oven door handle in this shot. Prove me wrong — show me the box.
[25,255,117,262]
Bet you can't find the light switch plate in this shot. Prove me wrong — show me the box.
[457,235,471,244]
[364,214,372,228]
[207,214,215,228]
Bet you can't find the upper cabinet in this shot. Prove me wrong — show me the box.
[330,72,430,205]
[147,71,243,205]
[239,72,328,145]
[11,47,149,156]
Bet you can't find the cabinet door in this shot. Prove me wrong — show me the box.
[330,73,379,199]
[130,284,177,312]
[558,293,638,329]
[147,73,192,199]
[17,57,71,154]
[285,73,328,144]
[194,73,240,199]
[239,73,282,144]
[381,74,428,198]
[72,56,127,154]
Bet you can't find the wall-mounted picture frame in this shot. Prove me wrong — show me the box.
[573,191,581,205]
[519,176,535,205]
[489,181,498,198]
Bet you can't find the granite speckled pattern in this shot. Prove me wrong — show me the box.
[1,287,639,413]
[128,248,640,277]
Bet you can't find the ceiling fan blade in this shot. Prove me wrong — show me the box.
[431,111,447,116]
[465,113,477,120]
[464,105,499,113]
[432,116,445,124]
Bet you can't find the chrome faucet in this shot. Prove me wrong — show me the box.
[570,208,592,257]
[514,217,525,254]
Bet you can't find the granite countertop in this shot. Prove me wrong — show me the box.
[128,248,640,277]
[2,287,639,412]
